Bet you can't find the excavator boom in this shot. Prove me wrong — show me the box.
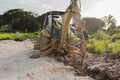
[33,0,88,67]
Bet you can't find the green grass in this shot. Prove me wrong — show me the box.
[87,38,120,55]
[87,39,109,54]
[0,32,40,40]
[111,33,120,41]
[108,40,120,54]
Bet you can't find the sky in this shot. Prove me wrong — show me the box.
[0,0,120,25]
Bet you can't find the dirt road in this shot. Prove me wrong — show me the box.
[0,40,93,80]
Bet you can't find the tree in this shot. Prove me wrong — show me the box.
[102,15,116,30]
[110,26,120,35]
[36,14,46,30]
[0,9,40,32]
[0,15,4,26]
[83,17,105,34]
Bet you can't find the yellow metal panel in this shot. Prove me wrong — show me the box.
[41,28,51,37]
[60,12,72,46]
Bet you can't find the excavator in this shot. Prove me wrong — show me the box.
[33,0,88,67]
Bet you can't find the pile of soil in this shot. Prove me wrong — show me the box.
[84,54,120,80]
[50,51,120,80]
[31,42,120,80]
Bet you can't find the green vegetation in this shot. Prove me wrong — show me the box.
[0,9,40,32]
[96,30,110,40]
[0,32,39,40]
[108,40,120,54]
[83,17,105,34]
[87,15,120,55]
[111,33,120,42]
[88,32,120,55]
[87,39,109,54]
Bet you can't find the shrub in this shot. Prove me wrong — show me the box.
[94,40,108,54]
[0,32,39,40]
[96,30,110,40]
[87,34,120,55]
[87,39,110,54]
[24,32,39,39]
[95,44,106,54]
[87,38,96,49]
[111,34,120,42]
[0,33,25,40]
[108,40,120,54]
[89,35,97,39]
[110,27,120,35]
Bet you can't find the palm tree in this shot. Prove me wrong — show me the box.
[102,15,116,30]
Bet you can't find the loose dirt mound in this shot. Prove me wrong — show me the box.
[85,54,120,80]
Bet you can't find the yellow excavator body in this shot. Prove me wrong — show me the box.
[34,0,88,59]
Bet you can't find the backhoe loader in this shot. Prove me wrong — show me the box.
[33,0,88,67]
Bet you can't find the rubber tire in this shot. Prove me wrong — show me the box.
[39,35,49,50]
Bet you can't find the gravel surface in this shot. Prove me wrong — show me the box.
[0,40,93,80]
